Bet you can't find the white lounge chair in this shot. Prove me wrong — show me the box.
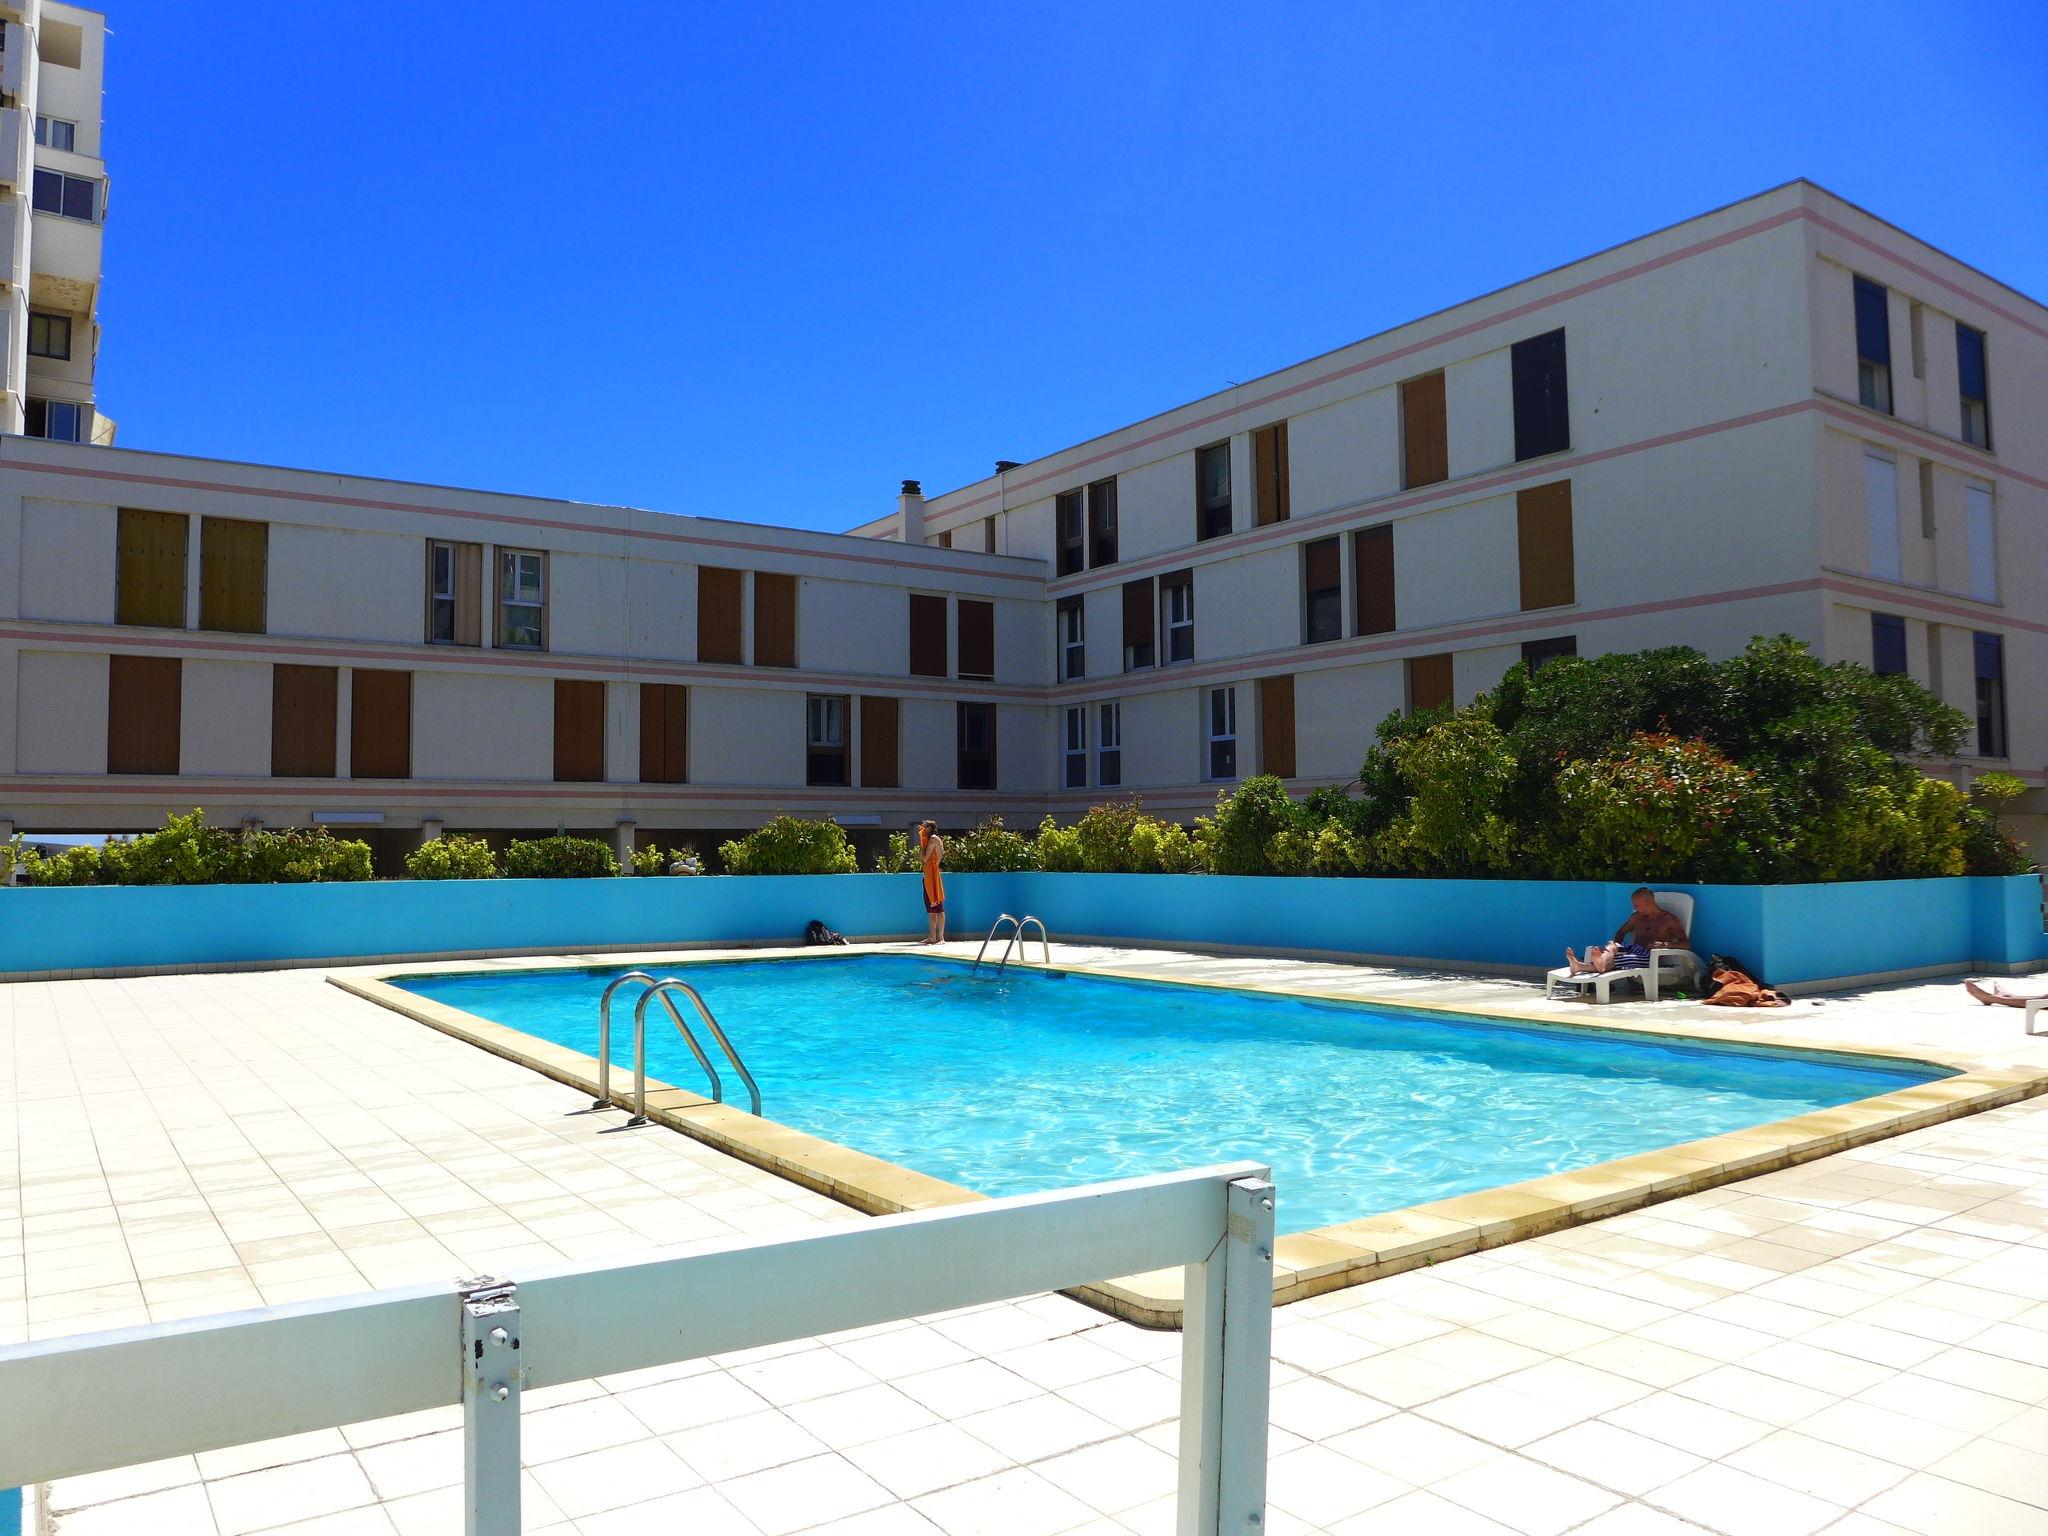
[2027,997,2045,1036]
[1545,890,1705,1004]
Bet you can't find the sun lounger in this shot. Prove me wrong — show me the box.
[1544,890,1705,1004]
[2027,996,2045,1036]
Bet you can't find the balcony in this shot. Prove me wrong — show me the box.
[27,202,98,310]
[0,25,21,102]
[0,107,21,190]
[0,194,24,291]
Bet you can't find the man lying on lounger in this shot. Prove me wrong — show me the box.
[1566,888,1689,976]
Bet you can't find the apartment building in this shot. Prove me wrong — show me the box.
[0,180,2038,865]
[0,0,109,445]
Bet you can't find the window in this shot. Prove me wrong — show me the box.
[1401,371,1448,489]
[1863,455,1901,582]
[1056,491,1084,577]
[1966,485,1996,603]
[1058,596,1084,681]
[24,397,85,440]
[1063,706,1088,789]
[1957,324,1991,449]
[1353,526,1395,636]
[1259,675,1295,778]
[425,541,482,645]
[350,669,412,780]
[1854,276,1892,414]
[1520,635,1577,671]
[1516,481,1575,610]
[1870,615,1907,677]
[1088,478,1118,567]
[116,508,187,628]
[34,116,76,152]
[1253,422,1290,525]
[860,696,899,787]
[640,683,688,784]
[753,571,797,668]
[908,593,948,676]
[27,313,70,359]
[1196,442,1231,540]
[983,518,997,554]
[935,528,952,549]
[697,567,743,664]
[1974,632,2006,757]
[1510,328,1570,460]
[271,665,338,779]
[199,517,267,634]
[957,599,994,681]
[429,542,455,641]
[496,549,545,648]
[1303,538,1342,644]
[31,168,97,222]
[957,702,996,789]
[1122,578,1155,670]
[553,680,604,782]
[107,655,181,775]
[1161,571,1194,663]
[1205,687,1237,781]
[1098,702,1121,787]
[806,694,848,786]
[1407,654,1453,713]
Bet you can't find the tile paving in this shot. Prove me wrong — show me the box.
[4,945,2047,1534]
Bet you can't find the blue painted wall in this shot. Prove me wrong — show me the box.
[0,872,2038,986]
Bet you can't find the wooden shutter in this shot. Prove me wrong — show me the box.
[1408,653,1453,713]
[553,679,605,782]
[697,567,744,664]
[198,517,267,634]
[908,593,948,676]
[639,683,687,784]
[116,509,188,628]
[1354,526,1396,635]
[860,695,900,788]
[957,599,995,680]
[1122,578,1153,662]
[350,669,412,780]
[753,571,797,668]
[1516,480,1576,610]
[1401,372,1448,488]
[1255,422,1290,525]
[271,664,338,778]
[107,655,181,775]
[453,544,483,645]
[1259,675,1296,779]
[1304,537,1340,594]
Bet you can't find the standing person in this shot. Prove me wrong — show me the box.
[918,820,946,945]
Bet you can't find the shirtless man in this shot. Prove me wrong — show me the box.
[1567,888,1688,975]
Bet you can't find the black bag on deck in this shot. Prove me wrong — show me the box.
[804,919,848,947]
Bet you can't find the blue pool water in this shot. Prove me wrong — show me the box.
[396,956,1942,1231]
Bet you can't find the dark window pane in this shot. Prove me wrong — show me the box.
[60,175,94,221]
[1099,750,1120,787]
[1956,325,1986,399]
[1064,755,1086,789]
[1854,277,1890,366]
[1870,615,1907,676]
[31,168,59,213]
[1209,740,1236,780]
[1974,632,2006,756]
[1510,329,1570,460]
[1521,634,1578,671]
[1306,591,1343,644]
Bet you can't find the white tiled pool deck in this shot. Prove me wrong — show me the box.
[5,944,2047,1536]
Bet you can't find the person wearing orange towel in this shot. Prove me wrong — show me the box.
[917,820,946,945]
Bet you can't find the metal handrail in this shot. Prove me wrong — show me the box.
[592,972,660,1112]
[974,914,1021,970]
[626,983,723,1125]
[1008,915,1050,968]
[637,978,763,1119]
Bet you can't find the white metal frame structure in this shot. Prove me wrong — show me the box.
[0,1164,1276,1536]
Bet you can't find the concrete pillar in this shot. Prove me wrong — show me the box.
[334,666,353,779]
[421,818,444,842]
[0,817,14,886]
[897,480,925,547]
[613,820,636,872]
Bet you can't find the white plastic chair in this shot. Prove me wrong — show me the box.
[1545,890,1704,1004]
[2026,997,2045,1036]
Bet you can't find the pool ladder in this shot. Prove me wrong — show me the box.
[974,913,1050,973]
[593,972,763,1126]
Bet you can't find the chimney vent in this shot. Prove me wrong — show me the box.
[900,479,922,496]
[995,460,1020,474]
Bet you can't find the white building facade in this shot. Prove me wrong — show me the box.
[0,181,2039,865]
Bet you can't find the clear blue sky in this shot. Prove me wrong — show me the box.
[100,2,2047,533]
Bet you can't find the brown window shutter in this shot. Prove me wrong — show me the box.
[350,669,412,780]
[107,655,181,774]
[1259,675,1296,778]
[908,593,948,677]
[1408,653,1453,713]
[1402,372,1448,488]
[957,599,995,680]
[1122,578,1153,658]
[453,544,483,645]
[1304,537,1340,593]
[753,571,797,668]
[271,664,338,778]
[860,695,900,787]
[117,509,188,628]
[553,679,606,782]
[638,682,687,783]
[1253,422,1290,524]
[697,567,744,664]
[1353,526,1396,635]
[199,517,267,634]
[1516,480,1576,610]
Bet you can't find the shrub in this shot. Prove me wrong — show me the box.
[629,843,670,876]
[948,817,1039,873]
[503,835,619,879]
[16,811,372,886]
[237,827,374,884]
[1548,733,1773,882]
[1033,815,1084,872]
[406,835,499,880]
[17,842,103,886]
[1196,775,1305,876]
[1375,715,1519,876]
[872,832,922,874]
[719,816,858,875]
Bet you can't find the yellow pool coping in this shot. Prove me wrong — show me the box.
[328,945,2048,1330]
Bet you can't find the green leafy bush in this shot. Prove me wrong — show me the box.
[405,835,499,880]
[1547,733,1774,882]
[1033,816,1084,872]
[16,810,372,886]
[719,816,858,875]
[1195,776,1305,876]
[948,817,1040,872]
[629,844,671,876]
[503,835,619,879]
[872,832,922,874]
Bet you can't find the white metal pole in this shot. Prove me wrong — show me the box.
[1175,1177,1275,1536]
[461,1279,522,1536]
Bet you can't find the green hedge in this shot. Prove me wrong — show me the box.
[14,811,373,886]
[503,835,619,879]
[404,835,498,880]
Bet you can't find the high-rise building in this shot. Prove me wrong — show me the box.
[0,0,109,444]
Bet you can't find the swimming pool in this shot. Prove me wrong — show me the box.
[394,955,1944,1232]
